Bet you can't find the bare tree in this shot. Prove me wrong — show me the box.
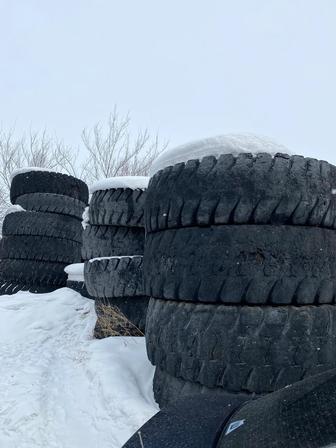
[0,108,168,226]
[0,128,79,223]
[81,107,168,183]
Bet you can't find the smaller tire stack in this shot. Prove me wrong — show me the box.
[144,136,336,408]
[65,263,92,298]
[0,168,88,294]
[83,177,149,336]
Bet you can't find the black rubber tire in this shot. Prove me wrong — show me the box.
[217,368,336,448]
[95,295,149,332]
[89,188,146,227]
[66,280,92,299]
[145,153,336,233]
[0,281,59,295]
[2,211,83,243]
[153,368,252,409]
[0,235,81,264]
[85,256,144,298]
[144,225,336,305]
[146,299,336,396]
[10,170,89,203]
[15,193,87,220]
[82,225,144,260]
[0,259,67,287]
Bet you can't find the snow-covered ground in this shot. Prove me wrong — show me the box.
[0,288,158,448]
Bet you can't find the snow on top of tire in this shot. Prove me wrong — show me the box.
[150,134,291,175]
[10,167,61,181]
[64,263,84,281]
[89,176,149,194]
[82,206,90,230]
[88,255,143,263]
[4,204,26,216]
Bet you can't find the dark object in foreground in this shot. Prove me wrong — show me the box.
[123,394,246,448]
[123,368,336,448]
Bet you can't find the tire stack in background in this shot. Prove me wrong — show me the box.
[0,168,88,294]
[144,135,336,408]
[83,177,149,337]
[64,262,92,298]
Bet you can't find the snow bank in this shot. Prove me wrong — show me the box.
[90,176,150,194]
[89,255,143,263]
[10,166,61,181]
[64,263,85,282]
[150,133,291,175]
[82,206,90,230]
[0,288,158,447]
[4,204,25,216]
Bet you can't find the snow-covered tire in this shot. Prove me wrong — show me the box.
[2,211,83,243]
[95,295,149,332]
[153,367,252,409]
[0,259,67,288]
[82,225,144,260]
[146,299,336,396]
[144,225,336,305]
[15,193,87,220]
[66,280,92,299]
[85,256,144,298]
[145,153,336,233]
[10,170,89,204]
[89,188,146,227]
[0,235,81,264]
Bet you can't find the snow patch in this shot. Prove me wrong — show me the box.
[4,204,26,216]
[64,263,85,282]
[82,206,90,230]
[0,288,158,447]
[90,176,149,194]
[89,255,143,263]
[10,166,61,181]
[150,133,291,175]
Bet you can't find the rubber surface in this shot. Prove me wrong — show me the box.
[123,394,246,448]
[89,188,146,227]
[85,256,144,298]
[15,193,87,220]
[3,211,83,243]
[0,259,67,287]
[11,170,88,203]
[145,153,336,233]
[218,368,336,448]
[0,235,81,264]
[95,295,149,332]
[0,281,58,295]
[144,225,336,305]
[82,225,144,260]
[66,280,92,299]
[153,368,253,409]
[147,299,336,395]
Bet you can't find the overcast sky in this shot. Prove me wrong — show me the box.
[1,0,336,163]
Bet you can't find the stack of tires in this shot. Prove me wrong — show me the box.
[83,177,150,335]
[65,263,92,298]
[144,139,336,408]
[0,168,88,294]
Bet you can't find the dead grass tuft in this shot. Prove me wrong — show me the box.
[94,302,143,339]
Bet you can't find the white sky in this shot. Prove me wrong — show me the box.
[1,0,336,163]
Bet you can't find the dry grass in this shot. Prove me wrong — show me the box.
[94,303,143,339]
